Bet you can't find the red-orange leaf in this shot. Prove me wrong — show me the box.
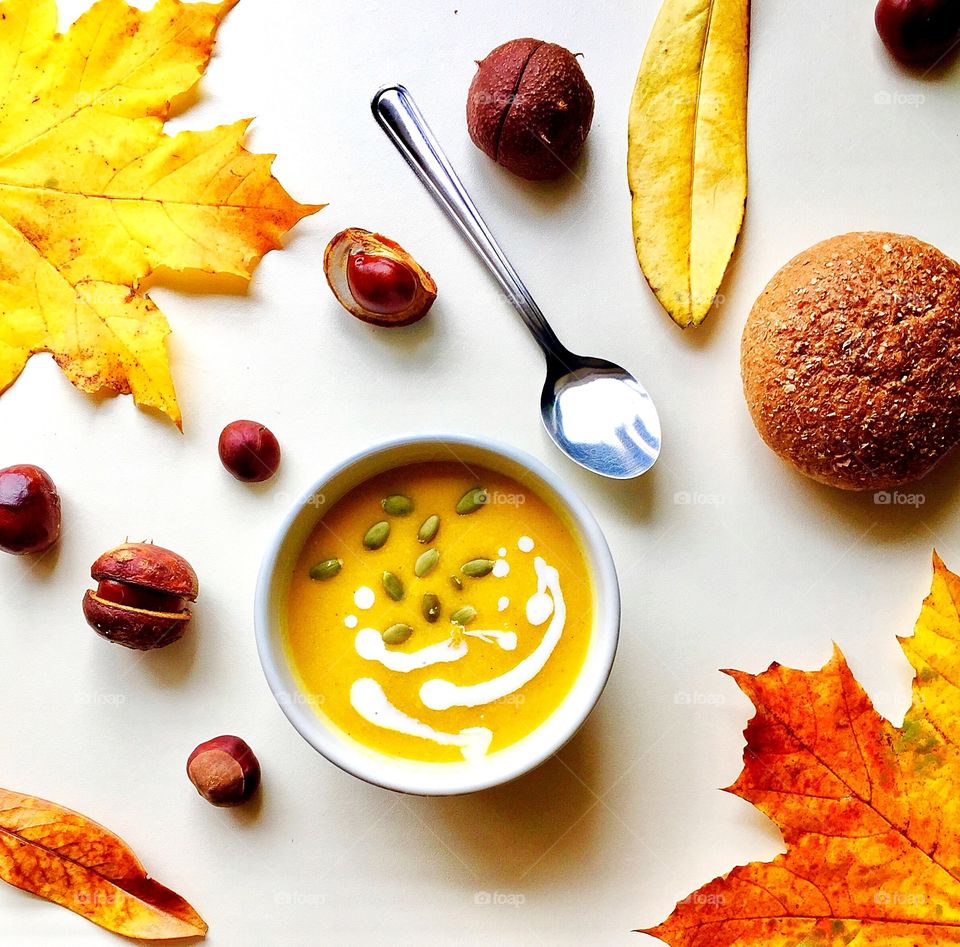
[642,552,960,946]
[0,787,207,939]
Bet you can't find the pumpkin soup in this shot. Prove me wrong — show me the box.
[285,462,593,764]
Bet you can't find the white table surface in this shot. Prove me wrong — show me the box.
[2,0,958,944]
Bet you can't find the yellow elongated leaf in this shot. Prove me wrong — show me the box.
[628,0,749,328]
[0,787,207,939]
[0,0,322,428]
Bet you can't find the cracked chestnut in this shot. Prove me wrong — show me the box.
[187,735,261,807]
[82,542,198,650]
[467,38,594,180]
[0,465,61,555]
[324,228,437,327]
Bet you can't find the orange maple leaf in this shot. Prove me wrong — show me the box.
[0,0,321,428]
[643,552,960,946]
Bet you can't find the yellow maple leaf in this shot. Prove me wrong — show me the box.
[0,0,320,428]
[643,552,960,945]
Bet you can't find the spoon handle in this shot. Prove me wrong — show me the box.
[372,85,568,361]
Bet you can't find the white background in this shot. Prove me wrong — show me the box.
[1,0,959,944]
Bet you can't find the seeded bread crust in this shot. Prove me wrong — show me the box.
[741,232,960,490]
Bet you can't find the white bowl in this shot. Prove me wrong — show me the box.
[254,434,620,795]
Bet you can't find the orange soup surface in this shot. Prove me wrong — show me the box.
[285,462,593,764]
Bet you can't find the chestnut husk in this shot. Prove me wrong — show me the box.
[324,228,437,327]
[83,542,198,651]
[82,593,191,650]
[91,542,199,598]
[467,38,595,180]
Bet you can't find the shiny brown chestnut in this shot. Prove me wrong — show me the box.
[875,0,960,65]
[218,420,281,483]
[0,465,61,555]
[347,253,418,315]
[324,228,437,327]
[187,735,261,807]
[82,542,199,650]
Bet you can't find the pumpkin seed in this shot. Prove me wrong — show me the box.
[382,571,404,602]
[450,575,463,591]
[451,605,477,626]
[415,547,439,578]
[382,494,414,517]
[382,623,413,646]
[417,514,440,544]
[309,558,342,581]
[422,593,441,623]
[456,487,488,515]
[461,558,495,578]
[363,520,390,550]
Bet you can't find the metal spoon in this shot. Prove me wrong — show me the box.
[372,85,661,480]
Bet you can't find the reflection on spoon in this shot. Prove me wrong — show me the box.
[546,368,661,479]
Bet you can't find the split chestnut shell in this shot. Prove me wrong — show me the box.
[82,542,199,651]
[324,228,437,327]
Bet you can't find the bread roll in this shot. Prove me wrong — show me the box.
[741,232,960,490]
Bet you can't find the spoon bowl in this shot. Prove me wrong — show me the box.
[543,355,661,479]
[373,85,661,480]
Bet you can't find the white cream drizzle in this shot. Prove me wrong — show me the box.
[348,554,565,759]
[420,557,564,711]
[344,614,358,629]
[350,679,492,762]
[498,547,507,557]
[355,627,466,672]
[497,596,510,612]
[492,559,510,578]
[518,536,534,553]
[526,592,553,626]
[353,586,375,610]
[355,623,518,674]
[464,629,517,650]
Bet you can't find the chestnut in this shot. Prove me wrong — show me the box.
[467,39,595,180]
[82,542,198,650]
[324,228,437,327]
[0,465,61,555]
[187,735,261,807]
[875,0,960,65]
[347,252,418,316]
[218,420,281,483]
